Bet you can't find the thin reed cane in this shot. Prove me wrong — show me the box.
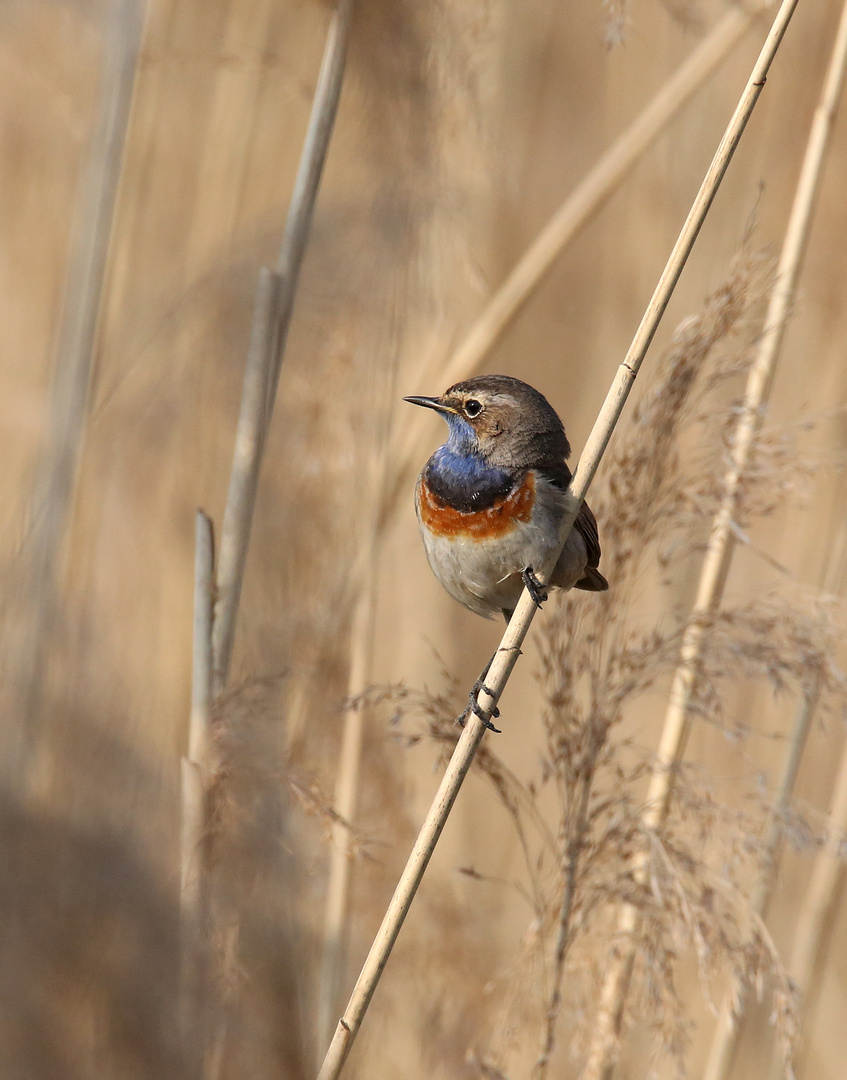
[268,0,356,407]
[180,512,215,1034]
[316,3,798,1075]
[583,1,842,1074]
[388,0,767,522]
[212,267,279,693]
[182,512,216,903]
[212,0,355,692]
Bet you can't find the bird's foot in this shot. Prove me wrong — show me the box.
[457,680,501,733]
[522,566,548,609]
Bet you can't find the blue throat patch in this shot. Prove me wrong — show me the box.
[425,415,516,512]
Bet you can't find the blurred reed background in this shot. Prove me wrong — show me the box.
[1,0,846,1078]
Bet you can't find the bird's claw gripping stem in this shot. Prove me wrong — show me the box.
[457,680,501,733]
[522,566,548,609]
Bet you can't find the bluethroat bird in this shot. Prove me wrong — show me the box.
[405,375,608,728]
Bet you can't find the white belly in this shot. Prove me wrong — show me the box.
[417,474,587,619]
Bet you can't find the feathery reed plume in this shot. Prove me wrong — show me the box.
[532,245,769,1080]
[316,4,800,1074]
[584,1,847,1070]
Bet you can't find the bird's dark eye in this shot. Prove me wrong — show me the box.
[464,399,482,418]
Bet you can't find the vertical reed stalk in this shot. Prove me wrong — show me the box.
[180,511,215,1044]
[16,0,145,788]
[315,5,796,1073]
[211,267,279,694]
[582,1,845,1074]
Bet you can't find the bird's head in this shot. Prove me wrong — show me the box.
[404,374,570,469]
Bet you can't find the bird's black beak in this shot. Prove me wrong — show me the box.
[403,395,455,415]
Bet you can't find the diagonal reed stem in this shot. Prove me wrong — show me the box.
[582,1,844,1075]
[316,2,798,1075]
[268,0,356,410]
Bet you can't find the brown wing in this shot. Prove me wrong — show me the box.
[544,462,609,592]
[574,500,602,570]
[573,501,608,591]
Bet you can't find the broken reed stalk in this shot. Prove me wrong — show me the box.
[388,0,767,521]
[315,3,798,1074]
[701,11,847,1079]
[315,4,768,1033]
[212,0,355,692]
[211,267,278,693]
[16,0,145,789]
[582,0,839,1073]
[180,512,215,1025]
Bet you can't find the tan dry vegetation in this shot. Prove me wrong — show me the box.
[1,1,846,1079]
